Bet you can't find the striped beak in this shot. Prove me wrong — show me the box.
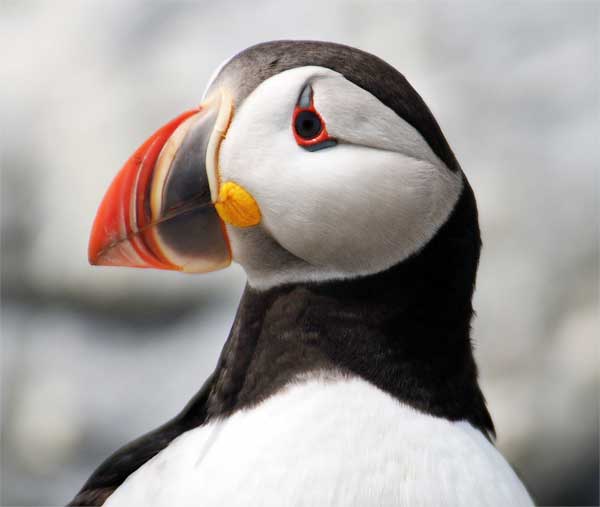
[88,92,234,272]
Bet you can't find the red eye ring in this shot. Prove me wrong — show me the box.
[292,85,335,150]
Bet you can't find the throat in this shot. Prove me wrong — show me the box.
[205,183,495,438]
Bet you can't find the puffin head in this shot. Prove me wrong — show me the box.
[89,41,473,290]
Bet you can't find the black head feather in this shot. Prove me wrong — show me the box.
[211,40,461,172]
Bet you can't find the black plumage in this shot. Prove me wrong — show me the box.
[70,40,492,506]
[70,178,491,505]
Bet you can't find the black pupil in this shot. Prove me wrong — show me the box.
[295,110,322,139]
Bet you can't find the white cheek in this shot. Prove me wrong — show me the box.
[219,66,463,284]
[313,75,442,166]
[257,145,462,273]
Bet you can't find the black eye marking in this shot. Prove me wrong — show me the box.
[292,84,337,151]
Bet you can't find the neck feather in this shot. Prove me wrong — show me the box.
[205,180,495,438]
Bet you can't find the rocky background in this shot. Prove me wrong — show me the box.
[1,1,598,505]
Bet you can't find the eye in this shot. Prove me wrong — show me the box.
[295,110,322,140]
[292,84,337,151]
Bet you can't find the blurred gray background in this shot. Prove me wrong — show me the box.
[1,1,598,506]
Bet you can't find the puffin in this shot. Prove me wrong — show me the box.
[70,40,534,506]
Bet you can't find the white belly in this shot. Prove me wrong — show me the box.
[106,376,533,507]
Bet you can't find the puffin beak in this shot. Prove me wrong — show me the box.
[88,92,238,273]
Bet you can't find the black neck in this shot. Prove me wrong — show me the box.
[204,180,495,437]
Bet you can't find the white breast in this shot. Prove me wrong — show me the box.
[105,376,533,507]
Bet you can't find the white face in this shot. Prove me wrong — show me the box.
[217,66,463,289]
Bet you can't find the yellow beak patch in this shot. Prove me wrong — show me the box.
[215,181,261,228]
